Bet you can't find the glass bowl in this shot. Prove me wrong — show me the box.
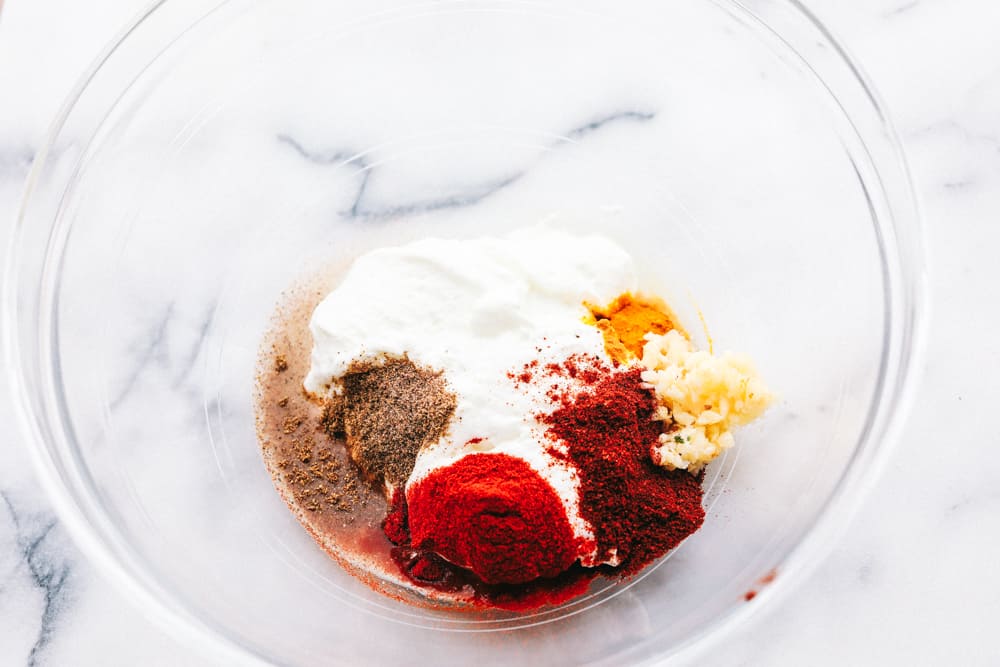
[6,0,925,664]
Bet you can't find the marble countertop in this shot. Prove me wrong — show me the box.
[1,0,998,664]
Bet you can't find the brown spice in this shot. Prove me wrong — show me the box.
[321,357,456,488]
[280,439,366,513]
[256,268,395,592]
[262,344,372,514]
[282,414,303,434]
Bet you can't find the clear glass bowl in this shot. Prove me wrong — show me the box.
[6,0,925,664]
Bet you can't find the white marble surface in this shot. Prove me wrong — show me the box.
[1,0,998,665]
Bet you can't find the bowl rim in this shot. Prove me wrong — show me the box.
[4,0,928,664]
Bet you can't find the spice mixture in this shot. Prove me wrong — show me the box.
[256,230,772,613]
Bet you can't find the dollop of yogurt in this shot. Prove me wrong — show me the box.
[305,227,636,567]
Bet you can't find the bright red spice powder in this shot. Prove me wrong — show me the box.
[384,464,596,611]
[541,360,705,576]
[406,452,578,585]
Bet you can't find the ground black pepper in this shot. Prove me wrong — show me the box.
[321,357,456,487]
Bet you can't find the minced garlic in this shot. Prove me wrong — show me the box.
[640,330,772,472]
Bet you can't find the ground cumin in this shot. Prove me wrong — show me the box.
[321,357,456,488]
[270,405,364,513]
[586,293,681,362]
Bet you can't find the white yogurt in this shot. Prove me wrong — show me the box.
[305,227,636,567]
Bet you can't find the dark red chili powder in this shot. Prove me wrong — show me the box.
[405,452,579,585]
[540,357,704,576]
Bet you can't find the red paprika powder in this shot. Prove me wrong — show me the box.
[405,452,578,585]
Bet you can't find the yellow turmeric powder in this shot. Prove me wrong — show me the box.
[585,293,683,363]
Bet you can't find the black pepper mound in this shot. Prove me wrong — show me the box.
[321,357,456,487]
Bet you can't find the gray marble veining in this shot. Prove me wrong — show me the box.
[277,109,656,221]
[0,492,71,667]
